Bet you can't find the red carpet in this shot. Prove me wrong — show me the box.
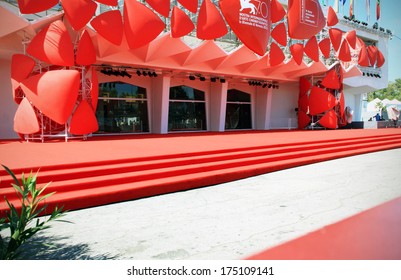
[247,196,401,260]
[1,129,401,217]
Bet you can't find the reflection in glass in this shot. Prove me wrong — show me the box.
[225,89,252,129]
[96,82,149,133]
[168,86,207,131]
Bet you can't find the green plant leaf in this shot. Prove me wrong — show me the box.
[2,165,19,186]
[1,166,68,259]
[37,182,52,196]
[10,183,24,197]
[35,192,55,204]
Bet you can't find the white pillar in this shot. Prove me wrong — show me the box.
[255,87,273,130]
[0,59,17,139]
[209,82,228,131]
[354,93,364,121]
[151,76,170,134]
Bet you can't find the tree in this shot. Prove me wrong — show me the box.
[368,79,401,101]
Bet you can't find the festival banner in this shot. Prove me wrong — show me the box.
[287,0,326,40]
[350,0,354,18]
[219,0,271,56]
[376,0,381,20]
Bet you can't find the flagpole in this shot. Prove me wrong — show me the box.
[342,1,344,15]
[379,0,381,25]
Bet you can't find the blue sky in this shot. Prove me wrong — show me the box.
[323,0,401,82]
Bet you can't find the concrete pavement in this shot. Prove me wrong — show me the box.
[20,148,401,259]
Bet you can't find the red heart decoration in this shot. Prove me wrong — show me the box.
[338,40,351,62]
[18,0,59,14]
[76,31,96,66]
[290,43,304,65]
[327,6,339,26]
[145,0,171,18]
[358,47,370,67]
[177,0,199,13]
[96,0,118,5]
[300,77,312,97]
[309,86,337,115]
[91,10,124,45]
[376,50,385,68]
[27,20,75,66]
[20,70,80,125]
[11,54,35,83]
[319,109,337,129]
[13,98,40,135]
[304,36,319,62]
[271,22,287,46]
[298,94,309,113]
[329,28,343,51]
[69,101,99,135]
[62,0,97,31]
[321,69,341,90]
[346,30,357,49]
[197,0,228,40]
[270,0,286,23]
[298,111,311,129]
[269,42,285,66]
[367,45,378,66]
[219,0,271,56]
[171,7,195,38]
[124,0,165,49]
[319,38,331,58]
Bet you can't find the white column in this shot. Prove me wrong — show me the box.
[0,59,18,139]
[209,82,228,131]
[354,93,364,121]
[151,76,170,134]
[255,87,273,130]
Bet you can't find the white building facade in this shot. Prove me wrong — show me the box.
[0,0,392,139]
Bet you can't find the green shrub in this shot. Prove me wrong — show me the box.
[0,165,66,260]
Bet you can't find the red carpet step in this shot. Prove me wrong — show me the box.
[1,130,401,217]
[247,196,401,259]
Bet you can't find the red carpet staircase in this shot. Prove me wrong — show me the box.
[1,133,401,217]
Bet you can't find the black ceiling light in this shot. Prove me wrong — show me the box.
[189,75,195,80]
[121,70,132,78]
[100,68,113,76]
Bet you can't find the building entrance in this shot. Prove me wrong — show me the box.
[168,86,207,131]
[225,89,252,129]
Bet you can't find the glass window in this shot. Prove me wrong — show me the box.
[227,89,251,102]
[225,89,252,130]
[168,86,207,131]
[96,82,149,133]
[99,82,147,99]
[170,86,205,101]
